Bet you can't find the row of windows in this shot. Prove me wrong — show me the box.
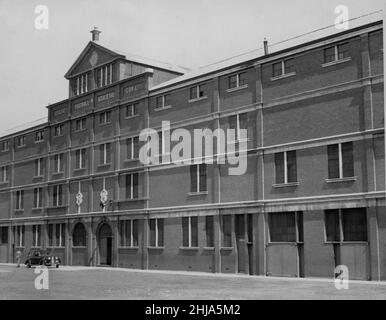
[10,207,368,249]
[72,64,113,97]
[153,43,351,109]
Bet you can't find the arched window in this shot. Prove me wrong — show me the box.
[72,223,86,247]
[99,224,112,238]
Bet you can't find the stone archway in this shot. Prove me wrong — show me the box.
[97,223,113,266]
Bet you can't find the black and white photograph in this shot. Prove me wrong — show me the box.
[0,0,385,310]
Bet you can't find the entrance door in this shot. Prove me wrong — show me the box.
[235,215,246,273]
[98,224,112,266]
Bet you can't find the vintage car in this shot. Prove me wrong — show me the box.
[24,249,61,268]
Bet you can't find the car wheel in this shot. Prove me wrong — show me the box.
[27,263,31,268]
[56,264,59,268]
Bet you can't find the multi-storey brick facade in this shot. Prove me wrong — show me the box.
[0,21,384,280]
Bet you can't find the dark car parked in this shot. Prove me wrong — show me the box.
[24,249,61,268]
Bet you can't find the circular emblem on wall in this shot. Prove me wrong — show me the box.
[89,50,98,67]
[76,191,83,206]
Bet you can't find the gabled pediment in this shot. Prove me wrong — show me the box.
[65,41,124,79]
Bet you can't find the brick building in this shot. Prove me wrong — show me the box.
[0,21,384,280]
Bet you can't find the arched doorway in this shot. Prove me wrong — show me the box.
[72,223,87,266]
[97,223,112,266]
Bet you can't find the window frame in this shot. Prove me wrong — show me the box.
[227,72,248,90]
[119,219,139,248]
[182,216,198,248]
[32,225,42,247]
[190,164,207,193]
[35,130,44,143]
[15,190,24,210]
[1,166,8,183]
[33,187,43,209]
[327,142,355,180]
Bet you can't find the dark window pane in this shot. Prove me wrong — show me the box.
[284,59,295,74]
[269,212,296,242]
[342,142,354,177]
[72,223,86,247]
[287,150,297,183]
[0,227,8,244]
[272,61,282,77]
[149,219,156,246]
[297,212,303,242]
[191,216,198,247]
[189,87,197,100]
[190,165,197,192]
[238,72,247,86]
[338,43,349,59]
[222,215,232,247]
[228,75,237,89]
[206,216,214,247]
[228,115,237,130]
[199,164,207,192]
[198,84,206,97]
[328,144,339,179]
[133,173,139,198]
[342,208,367,241]
[125,174,132,199]
[133,137,139,159]
[324,47,336,63]
[157,219,164,247]
[182,217,189,247]
[325,209,340,242]
[275,152,285,184]
[132,220,138,247]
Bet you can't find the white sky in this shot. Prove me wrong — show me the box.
[0,0,384,133]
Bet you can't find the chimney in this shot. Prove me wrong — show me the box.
[90,27,101,42]
[263,38,268,55]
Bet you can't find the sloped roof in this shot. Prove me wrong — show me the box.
[65,41,189,79]
[151,13,383,91]
[0,117,48,139]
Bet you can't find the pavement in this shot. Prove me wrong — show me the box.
[0,263,385,299]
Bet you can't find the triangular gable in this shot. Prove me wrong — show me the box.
[64,41,125,79]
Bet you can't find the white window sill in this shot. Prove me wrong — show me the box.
[73,167,87,172]
[124,158,140,163]
[124,114,140,120]
[16,145,26,148]
[220,247,233,250]
[226,84,248,93]
[268,242,297,245]
[74,128,87,133]
[47,205,68,209]
[154,105,172,112]
[188,96,208,103]
[98,122,112,126]
[203,246,215,250]
[0,181,9,185]
[47,246,65,248]
[188,191,208,196]
[97,163,112,168]
[321,57,351,68]
[179,246,200,250]
[147,246,165,250]
[325,176,357,183]
[52,171,64,176]
[273,182,300,188]
[14,209,24,213]
[270,72,296,81]
[118,246,139,249]
[34,140,44,144]
[32,207,43,211]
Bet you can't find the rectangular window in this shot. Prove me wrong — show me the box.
[155,95,171,109]
[1,166,8,183]
[127,137,139,160]
[325,208,367,242]
[99,143,111,165]
[35,158,43,177]
[99,111,111,125]
[190,164,207,193]
[125,173,139,199]
[15,190,24,210]
[149,218,164,247]
[54,125,63,137]
[182,216,198,247]
[272,59,295,77]
[324,43,349,63]
[327,142,354,179]
[228,113,248,141]
[222,215,232,247]
[205,216,214,247]
[75,149,86,169]
[275,150,297,184]
[48,223,65,247]
[75,118,86,131]
[1,141,9,152]
[189,84,206,100]
[119,220,139,247]
[33,187,43,208]
[32,225,41,247]
[35,131,44,142]
[228,72,247,89]
[125,104,138,118]
[53,185,63,207]
[54,153,64,173]
[325,209,340,242]
[15,225,25,247]
[269,212,301,242]
[16,136,26,147]
[0,227,8,244]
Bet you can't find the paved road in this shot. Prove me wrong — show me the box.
[0,264,385,299]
